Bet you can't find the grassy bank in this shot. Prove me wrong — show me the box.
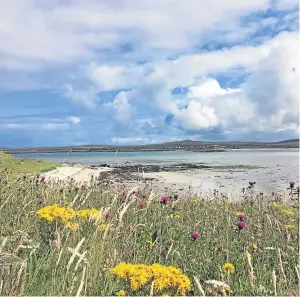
[0,155,299,296]
[0,152,59,176]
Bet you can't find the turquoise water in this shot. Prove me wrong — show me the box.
[12,149,299,167]
[13,149,299,190]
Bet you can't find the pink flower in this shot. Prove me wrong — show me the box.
[237,221,246,230]
[237,214,246,221]
[75,186,79,191]
[191,232,199,240]
[161,196,168,205]
[139,201,145,208]
[290,181,295,188]
[40,176,45,181]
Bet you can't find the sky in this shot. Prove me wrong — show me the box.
[0,0,299,148]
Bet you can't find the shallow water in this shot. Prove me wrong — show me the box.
[13,149,299,191]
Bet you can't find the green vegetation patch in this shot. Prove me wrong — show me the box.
[0,152,59,176]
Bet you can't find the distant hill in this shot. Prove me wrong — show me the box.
[274,139,299,144]
[1,138,299,153]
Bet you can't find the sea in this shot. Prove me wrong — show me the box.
[12,149,299,192]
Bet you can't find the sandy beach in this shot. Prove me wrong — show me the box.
[43,163,287,199]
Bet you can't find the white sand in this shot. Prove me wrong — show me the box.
[45,165,112,184]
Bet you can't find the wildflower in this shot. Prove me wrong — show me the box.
[290,181,295,188]
[65,222,79,231]
[222,263,235,274]
[191,231,199,240]
[147,240,156,246]
[170,213,181,220]
[161,196,168,205]
[237,221,246,230]
[39,199,44,205]
[192,199,199,204]
[281,209,294,217]
[285,224,297,233]
[139,201,145,208]
[116,290,126,296]
[75,186,79,191]
[235,211,244,216]
[110,262,190,296]
[236,212,246,221]
[296,264,300,269]
[252,243,257,251]
[40,176,45,181]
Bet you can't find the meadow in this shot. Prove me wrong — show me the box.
[0,152,299,296]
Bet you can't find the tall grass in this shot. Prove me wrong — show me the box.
[0,166,299,296]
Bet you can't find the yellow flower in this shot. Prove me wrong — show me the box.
[285,224,297,232]
[110,263,190,296]
[162,294,169,297]
[226,287,233,294]
[282,209,294,217]
[147,240,156,246]
[170,213,181,220]
[252,243,257,250]
[65,222,79,231]
[192,199,199,204]
[116,290,126,296]
[296,264,300,269]
[222,263,235,274]
[235,212,244,217]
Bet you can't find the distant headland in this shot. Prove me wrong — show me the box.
[1,138,299,154]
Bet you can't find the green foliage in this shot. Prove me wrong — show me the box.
[0,152,59,176]
[0,163,299,296]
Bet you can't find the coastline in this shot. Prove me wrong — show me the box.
[43,162,291,199]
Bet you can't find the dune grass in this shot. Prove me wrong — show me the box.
[0,155,299,296]
[0,152,59,176]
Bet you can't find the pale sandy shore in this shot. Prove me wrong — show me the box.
[43,164,287,199]
[45,165,112,184]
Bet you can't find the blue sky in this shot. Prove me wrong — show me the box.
[0,0,299,148]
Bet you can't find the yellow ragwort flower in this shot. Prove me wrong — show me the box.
[110,262,190,296]
[222,263,235,274]
[116,290,126,296]
[285,224,297,232]
[281,209,295,217]
[192,199,199,204]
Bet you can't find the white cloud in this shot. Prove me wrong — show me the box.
[111,137,150,144]
[69,116,81,125]
[111,91,134,125]
[0,0,288,70]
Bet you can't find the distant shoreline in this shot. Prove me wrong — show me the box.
[2,145,299,154]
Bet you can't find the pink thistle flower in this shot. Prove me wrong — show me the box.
[161,196,168,205]
[75,186,80,191]
[139,201,145,208]
[237,221,246,230]
[290,181,295,188]
[191,232,199,240]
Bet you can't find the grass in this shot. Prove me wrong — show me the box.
[0,155,299,296]
[0,152,59,176]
